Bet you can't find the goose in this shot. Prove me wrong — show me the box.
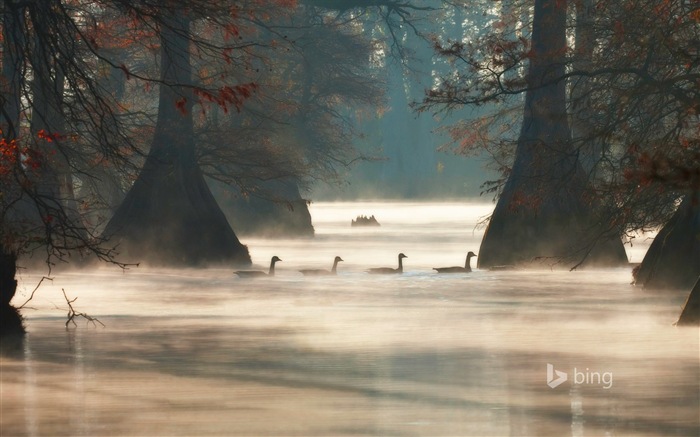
[299,256,344,276]
[368,253,407,274]
[235,256,282,277]
[433,251,477,274]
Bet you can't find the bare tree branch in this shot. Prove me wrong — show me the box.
[62,289,104,328]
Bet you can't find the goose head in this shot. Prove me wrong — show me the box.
[331,256,344,273]
[464,251,477,271]
[397,253,407,271]
[268,256,282,276]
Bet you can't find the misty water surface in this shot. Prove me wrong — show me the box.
[1,202,698,436]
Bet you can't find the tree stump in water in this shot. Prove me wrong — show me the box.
[351,215,380,227]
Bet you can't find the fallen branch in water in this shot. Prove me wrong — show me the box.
[62,289,104,328]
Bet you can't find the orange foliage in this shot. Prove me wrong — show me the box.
[194,83,258,114]
[624,147,700,192]
[87,14,157,52]
[175,97,188,115]
[0,137,19,176]
[0,135,44,177]
[692,8,700,22]
[36,129,64,142]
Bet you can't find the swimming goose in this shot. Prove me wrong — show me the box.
[235,256,282,277]
[299,256,343,276]
[368,253,407,274]
[433,251,477,273]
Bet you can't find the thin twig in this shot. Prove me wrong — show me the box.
[62,289,105,328]
[17,276,53,309]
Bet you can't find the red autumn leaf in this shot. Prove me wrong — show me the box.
[36,129,63,142]
[175,97,188,115]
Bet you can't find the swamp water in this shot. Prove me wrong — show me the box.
[1,202,698,436]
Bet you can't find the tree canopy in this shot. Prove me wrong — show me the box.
[0,0,390,266]
[420,0,700,267]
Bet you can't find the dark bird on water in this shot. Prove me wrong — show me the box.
[368,253,407,274]
[299,256,344,276]
[235,256,282,277]
[433,251,477,273]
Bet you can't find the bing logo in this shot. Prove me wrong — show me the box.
[546,363,613,389]
[546,363,568,388]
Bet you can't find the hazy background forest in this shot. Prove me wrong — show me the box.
[1,1,699,435]
[0,0,516,282]
[0,0,698,318]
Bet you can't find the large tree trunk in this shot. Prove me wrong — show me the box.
[103,14,250,267]
[677,276,700,326]
[25,0,87,256]
[1,3,23,139]
[0,5,26,338]
[635,194,700,290]
[213,179,314,238]
[477,0,627,268]
[570,0,602,177]
[0,245,24,337]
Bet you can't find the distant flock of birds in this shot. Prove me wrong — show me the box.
[234,252,478,277]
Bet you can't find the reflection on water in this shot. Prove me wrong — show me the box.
[2,202,698,436]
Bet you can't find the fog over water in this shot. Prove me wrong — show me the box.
[2,202,698,436]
